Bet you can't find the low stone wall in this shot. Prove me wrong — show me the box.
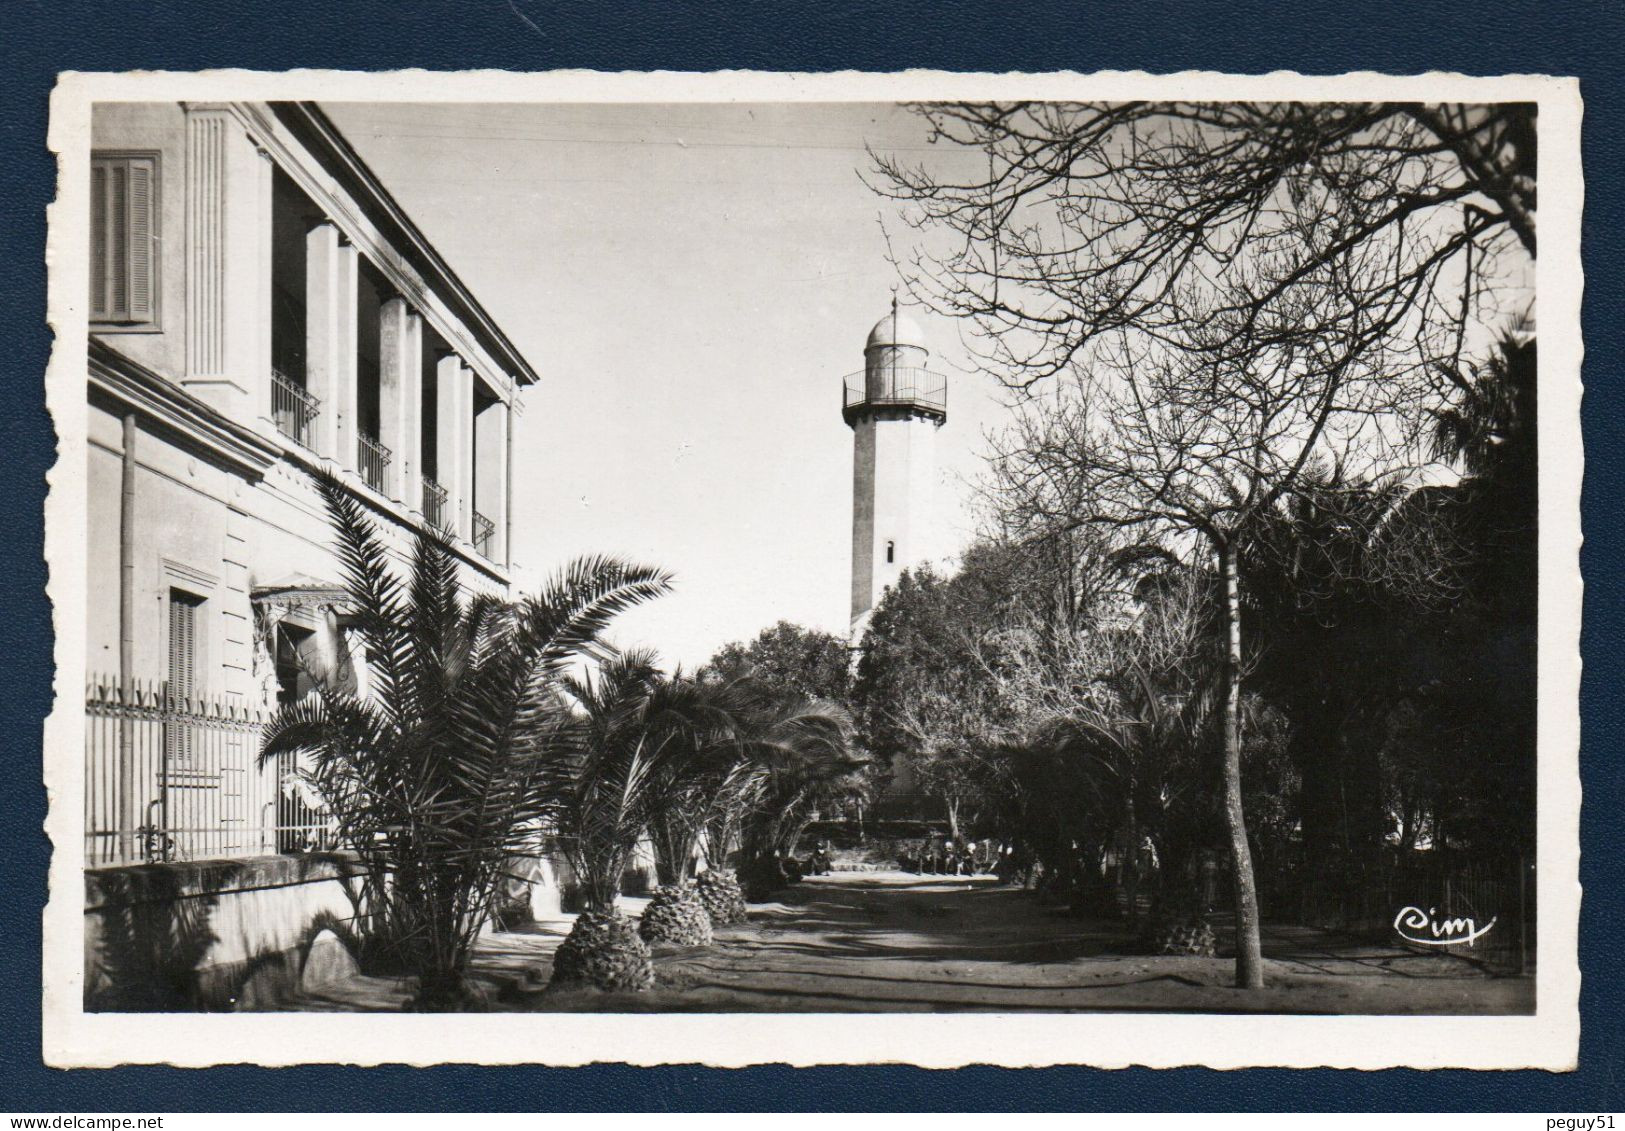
[86,849,579,1010]
[84,853,366,1011]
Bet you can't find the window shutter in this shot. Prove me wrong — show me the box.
[90,154,158,325]
[90,163,108,318]
[127,160,154,320]
[167,590,199,767]
[110,163,128,318]
[168,591,198,701]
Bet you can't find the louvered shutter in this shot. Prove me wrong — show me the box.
[126,160,154,320]
[168,592,197,692]
[90,163,108,318]
[168,591,199,765]
[90,154,157,324]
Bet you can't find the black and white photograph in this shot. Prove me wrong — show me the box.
[41,71,1582,1069]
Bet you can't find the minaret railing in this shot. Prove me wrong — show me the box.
[842,367,947,414]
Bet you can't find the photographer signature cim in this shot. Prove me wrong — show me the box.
[1393,905,1498,948]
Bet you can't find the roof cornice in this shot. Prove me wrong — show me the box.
[88,339,282,478]
[266,101,540,388]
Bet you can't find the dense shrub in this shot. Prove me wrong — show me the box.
[1144,892,1218,958]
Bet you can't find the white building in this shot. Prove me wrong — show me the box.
[84,101,537,866]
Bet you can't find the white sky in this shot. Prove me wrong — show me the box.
[324,102,1011,669]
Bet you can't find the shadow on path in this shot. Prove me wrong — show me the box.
[280,869,1532,1014]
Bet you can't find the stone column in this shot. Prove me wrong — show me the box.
[457,364,477,540]
[405,312,425,512]
[303,223,358,466]
[332,240,360,472]
[504,396,516,572]
[378,297,422,508]
[434,351,468,538]
[474,396,509,562]
[182,105,271,421]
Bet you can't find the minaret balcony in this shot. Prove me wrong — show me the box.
[842,366,947,426]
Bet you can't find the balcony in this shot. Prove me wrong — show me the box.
[472,511,495,559]
[271,369,319,447]
[357,432,391,494]
[422,477,449,531]
[842,365,947,426]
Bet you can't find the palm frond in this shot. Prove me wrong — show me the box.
[313,472,414,730]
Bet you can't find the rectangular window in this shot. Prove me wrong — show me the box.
[90,153,160,325]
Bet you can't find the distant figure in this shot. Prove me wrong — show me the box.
[1199,848,1220,912]
[809,840,832,875]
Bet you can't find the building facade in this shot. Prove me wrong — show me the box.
[84,101,537,867]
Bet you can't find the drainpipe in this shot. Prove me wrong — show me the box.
[118,412,137,861]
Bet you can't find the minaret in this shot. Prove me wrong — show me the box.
[845,295,948,636]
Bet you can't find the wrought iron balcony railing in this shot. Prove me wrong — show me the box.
[357,432,391,494]
[842,365,947,425]
[473,510,496,559]
[422,477,449,531]
[271,368,319,447]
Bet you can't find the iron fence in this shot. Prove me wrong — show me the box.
[271,368,319,447]
[84,678,334,867]
[473,510,495,558]
[357,431,391,494]
[422,477,449,531]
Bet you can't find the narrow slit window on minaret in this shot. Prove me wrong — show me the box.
[886,540,895,564]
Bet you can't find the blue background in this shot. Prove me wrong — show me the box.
[2,0,1619,1112]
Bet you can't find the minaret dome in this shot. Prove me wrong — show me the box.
[865,305,929,353]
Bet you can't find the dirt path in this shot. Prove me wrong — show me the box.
[284,870,1531,1012]
[496,871,1533,1014]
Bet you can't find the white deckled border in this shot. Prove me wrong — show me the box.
[41,68,1584,1070]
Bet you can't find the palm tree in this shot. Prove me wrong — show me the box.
[559,659,858,903]
[555,650,728,910]
[259,473,670,1008]
[734,693,865,894]
[1420,330,1538,853]
[643,671,758,885]
[1431,331,1537,484]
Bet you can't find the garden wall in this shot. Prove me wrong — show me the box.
[83,853,363,1010]
[84,850,574,1010]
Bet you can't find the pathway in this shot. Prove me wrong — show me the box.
[287,870,1532,1013]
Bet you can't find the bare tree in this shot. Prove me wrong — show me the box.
[871,101,1533,988]
[870,102,1533,395]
